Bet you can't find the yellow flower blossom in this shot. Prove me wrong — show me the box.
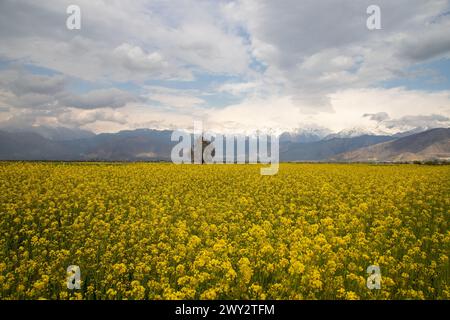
[0,162,448,300]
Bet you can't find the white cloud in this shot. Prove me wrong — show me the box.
[113,44,167,71]
[149,94,205,109]
[142,86,207,109]
[230,0,450,109]
[0,0,449,134]
[61,88,136,109]
[204,87,450,134]
[0,0,250,81]
[0,70,66,96]
[364,112,449,131]
[217,82,259,95]
[0,68,138,110]
[57,108,128,127]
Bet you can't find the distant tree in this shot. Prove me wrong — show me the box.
[191,135,215,164]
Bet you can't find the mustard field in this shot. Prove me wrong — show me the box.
[0,162,449,300]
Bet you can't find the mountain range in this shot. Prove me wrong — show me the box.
[0,126,448,162]
[330,128,450,162]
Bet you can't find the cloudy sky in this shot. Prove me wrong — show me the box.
[0,0,449,134]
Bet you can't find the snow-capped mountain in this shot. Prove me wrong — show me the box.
[280,126,331,143]
[0,126,448,162]
[324,127,390,140]
[281,125,435,143]
[392,126,433,138]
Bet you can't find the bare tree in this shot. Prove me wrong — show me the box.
[191,135,215,164]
